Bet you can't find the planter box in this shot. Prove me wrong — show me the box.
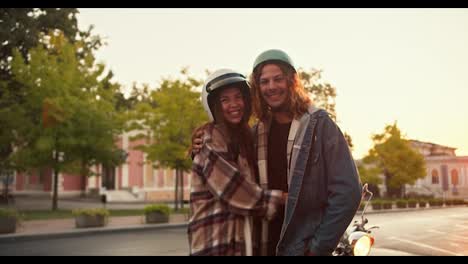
[383,203,393,210]
[75,215,107,228]
[0,217,16,234]
[145,212,169,224]
[396,203,407,209]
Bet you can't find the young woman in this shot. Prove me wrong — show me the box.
[188,69,286,256]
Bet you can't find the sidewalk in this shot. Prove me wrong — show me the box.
[0,215,188,243]
[1,195,465,243]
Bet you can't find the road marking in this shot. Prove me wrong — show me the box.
[449,214,468,218]
[449,242,460,248]
[388,237,463,256]
[428,229,468,241]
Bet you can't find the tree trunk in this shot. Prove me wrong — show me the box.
[52,135,59,211]
[80,161,87,197]
[52,166,59,211]
[174,168,179,211]
[180,169,184,209]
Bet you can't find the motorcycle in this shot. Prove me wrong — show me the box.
[332,183,379,256]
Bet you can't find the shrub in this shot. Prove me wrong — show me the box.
[407,199,417,208]
[0,208,19,219]
[418,200,427,208]
[371,200,382,210]
[72,208,110,217]
[428,199,443,207]
[144,204,171,216]
[396,200,408,209]
[73,208,109,228]
[382,200,393,210]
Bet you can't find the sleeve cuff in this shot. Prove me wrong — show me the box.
[264,190,283,221]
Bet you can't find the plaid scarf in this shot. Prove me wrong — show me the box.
[255,106,319,255]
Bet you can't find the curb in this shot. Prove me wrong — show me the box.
[356,204,467,216]
[1,206,465,244]
[0,222,188,244]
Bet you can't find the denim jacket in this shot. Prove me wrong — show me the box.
[275,108,362,256]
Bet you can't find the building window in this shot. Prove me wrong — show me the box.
[431,169,439,184]
[451,169,459,186]
[38,168,48,184]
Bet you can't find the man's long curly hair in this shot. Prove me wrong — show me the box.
[249,61,312,121]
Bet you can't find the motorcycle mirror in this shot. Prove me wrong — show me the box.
[360,183,373,223]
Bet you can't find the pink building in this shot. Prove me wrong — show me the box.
[405,140,468,199]
[7,131,191,202]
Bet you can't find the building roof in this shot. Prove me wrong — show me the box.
[409,139,457,150]
[409,139,457,157]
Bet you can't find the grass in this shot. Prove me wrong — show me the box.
[18,209,146,221]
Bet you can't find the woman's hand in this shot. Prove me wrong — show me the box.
[191,128,204,155]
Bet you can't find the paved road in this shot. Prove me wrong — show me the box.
[0,227,189,256]
[364,207,468,256]
[1,207,466,256]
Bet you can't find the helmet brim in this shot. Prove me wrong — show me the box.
[206,76,248,93]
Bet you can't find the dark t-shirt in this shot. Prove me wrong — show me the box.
[266,119,291,256]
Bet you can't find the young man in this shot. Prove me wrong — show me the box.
[250,49,361,256]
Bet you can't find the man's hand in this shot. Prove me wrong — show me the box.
[281,192,288,205]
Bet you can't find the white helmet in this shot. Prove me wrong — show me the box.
[202,69,250,121]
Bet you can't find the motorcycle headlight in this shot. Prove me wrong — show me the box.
[348,232,374,256]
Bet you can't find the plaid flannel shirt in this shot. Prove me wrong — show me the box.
[189,123,283,256]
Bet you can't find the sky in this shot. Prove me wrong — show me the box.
[77,8,468,159]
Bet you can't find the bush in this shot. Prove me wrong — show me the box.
[0,208,19,234]
[418,200,427,208]
[144,204,171,224]
[0,208,19,219]
[428,199,443,207]
[452,199,465,206]
[72,208,110,217]
[371,200,382,210]
[144,204,171,216]
[407,199,417,208]
[396,200,408,209]
[73,208,109,228]
[382,200,392,209]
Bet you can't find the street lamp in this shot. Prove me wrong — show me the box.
[0,169,14,205]
[53,150,65,162]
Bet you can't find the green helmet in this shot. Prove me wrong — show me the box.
[252,49,296,72]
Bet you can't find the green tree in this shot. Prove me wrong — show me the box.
[298,68,354,149]
[130,70,208,210]
[362,122,426,198]
[6,32,122,210]
[66,73,125,197]
[0,8,101,78]
[0,8,103,182]
[299,68,337,120]
[356,163,383,197]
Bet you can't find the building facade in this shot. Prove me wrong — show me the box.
[5,136,468,201]
[403,140,468,199]
[6,130,191,202]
